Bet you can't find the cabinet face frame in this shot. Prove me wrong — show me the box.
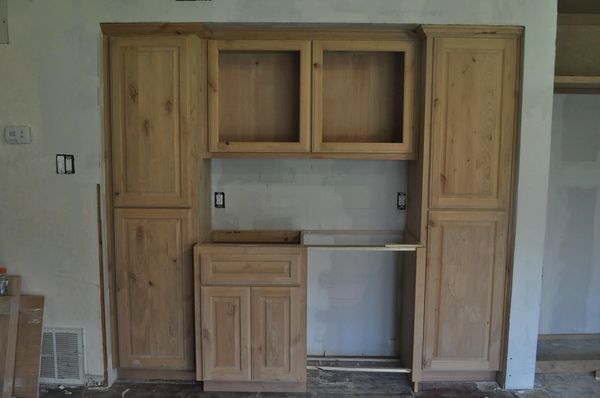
[113,208,194,370]
[208,39,312,153]
[423,210,508,372]
[312,40,416,154]
[428,36,518,210]
[110,36,193,208]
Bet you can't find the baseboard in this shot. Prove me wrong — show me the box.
[538,333,600,341]
[418,370,497,382]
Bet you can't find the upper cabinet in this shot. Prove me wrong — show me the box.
[208,40,311,153]
[110,36,198,208]
[428,36,518,210]
[312,40,416,156]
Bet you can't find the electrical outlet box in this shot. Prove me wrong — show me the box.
[214,192,225,208]
[4,126,32,144]
[397,192,407,210]
[56,154,75,174]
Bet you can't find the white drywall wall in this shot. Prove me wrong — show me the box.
[0,0,556,388]
[212,159,406,356]
[539,94,600,334]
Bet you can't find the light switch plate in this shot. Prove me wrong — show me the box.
[4,126,32,144]
[214,192,225,208]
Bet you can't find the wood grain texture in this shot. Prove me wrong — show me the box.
[252,287,305,382]
[0,279,20,398]
[208,40,311,153]
[429,37,518,210]
[114,208,194,370]
[13,296,45,398]
[423,211,508,371]
[198,245,304,286]
[313,40,416,154]
[110,36,193,207]
[201,286,251,381]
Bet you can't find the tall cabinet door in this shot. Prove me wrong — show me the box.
[252,287,305,382]
[423,211,508,371]
[201,286,251,381]
[114,208,194,370]
[110,36,193,208]
[429,36,518,210]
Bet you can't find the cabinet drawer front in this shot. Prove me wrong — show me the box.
[201,254,302,285]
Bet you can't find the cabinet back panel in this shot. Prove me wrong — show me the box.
[322,51,404,143]
[219,51,300,143]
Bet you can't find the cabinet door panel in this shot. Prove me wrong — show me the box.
[110,36,192,207]
[201,287,251,381]
[430,37,518,209]
[423,211,507,371]
[252,287,305,382]
[114,208,193,370]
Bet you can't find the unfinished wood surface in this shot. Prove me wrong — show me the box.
[536,360,600,374]
[196,244,304,286]
[201,286,251,381]
[313,40,416,154]
[554,75,600,94]
[13,295,45,398]
[114,208,194,370]
[252,287,305,382]
[208,40,311,153]
[0,280,20,398]
[556,21,600,77]
[423,211,508,371]
[110,36,193,207]
[429,36,518,210]
[212,230,301,244]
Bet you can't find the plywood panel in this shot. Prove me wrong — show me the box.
[252,287,305,382]
[429,37,518,209]
[423,211,507,371]
[114,208,194,370]
[313,40,416,154]
[13,296,45,398]
[0,296,19,398]
[201,286,251,381]
[208,40,311,152]
[110,36,192,207]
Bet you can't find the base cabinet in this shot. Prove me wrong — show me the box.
[196,245,307,392]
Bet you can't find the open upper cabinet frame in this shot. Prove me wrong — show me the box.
[312,40,417,155]
[208,39,312,153]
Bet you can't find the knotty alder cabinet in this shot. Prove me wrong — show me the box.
[208,36,417,157]
[413,27,521,383]
[195,245,307,392]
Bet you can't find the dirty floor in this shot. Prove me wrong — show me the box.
[39,370,600,398]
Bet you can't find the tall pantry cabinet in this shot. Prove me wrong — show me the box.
[107,33,206,377]
[416,26,521,381]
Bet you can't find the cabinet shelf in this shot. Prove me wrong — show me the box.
[554,75,600,93]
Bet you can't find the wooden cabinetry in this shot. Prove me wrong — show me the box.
[429,36,518,210]
[195,245,307,392]
[114,208,194,370]
[313,40,416,155]
[110,36,196,208]
[208,40,311,153]
[424,211,508,371]
[415,26,521,383]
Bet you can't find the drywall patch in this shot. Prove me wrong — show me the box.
[0,0,7,44]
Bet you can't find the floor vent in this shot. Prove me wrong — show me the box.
[40,328,84,385]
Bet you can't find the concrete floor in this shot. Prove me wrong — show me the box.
[39,370,600,398]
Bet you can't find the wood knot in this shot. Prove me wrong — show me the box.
[128,85,138,103]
